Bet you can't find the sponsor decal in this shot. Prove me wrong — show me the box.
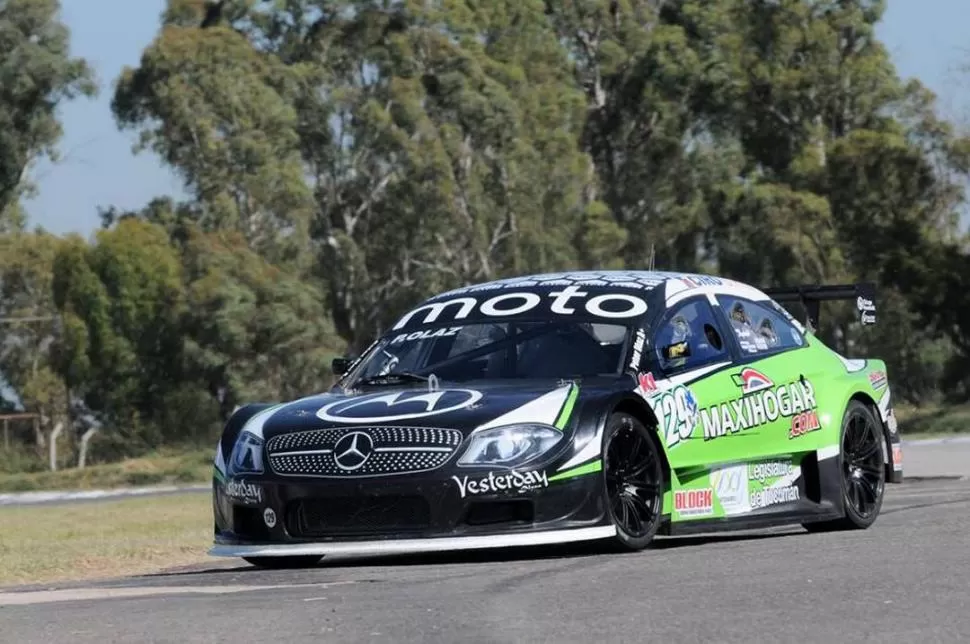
[452,470,549,498]
[637,372,658,395]
[710,465,748,514]
[674,488,713,517]
[731,368,773,394]
[225,479,262,504]
[736,329,768,354]
[892,444,903,471]
[700,375,817,441]
[263,508,277,528]
[789,410,821,439]
[391,286,649,330]
[868,370,888,390]
[750,485,800,510]
[857,296,876,325]
[388,326,461,345]
[317,389,483,423]
[665,341,690,359]
[630,328,646,370]
[650,385,700,448]
[679,275,723,288]
[748,460,796,483]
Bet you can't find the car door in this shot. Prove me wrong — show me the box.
[706,293,823,461]
[639,295,740,470]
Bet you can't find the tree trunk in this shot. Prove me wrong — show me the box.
[77,427,98,469]
[34,415,45,449]
[49,421,64,472]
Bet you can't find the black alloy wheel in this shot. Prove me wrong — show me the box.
[603,412,665,551]
[804,400,886,532]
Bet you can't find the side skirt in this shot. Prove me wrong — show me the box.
[656,447,847,536]
[665,508,844,536]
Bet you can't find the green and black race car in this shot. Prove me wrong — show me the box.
[210,271,901,567]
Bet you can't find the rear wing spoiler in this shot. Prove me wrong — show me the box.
[761,283,876,331]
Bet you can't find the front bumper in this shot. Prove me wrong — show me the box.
[212,464,609,555]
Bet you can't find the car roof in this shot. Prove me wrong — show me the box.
[429,270,691,297]
[391,270,795,333]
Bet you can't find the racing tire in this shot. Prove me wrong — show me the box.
[802,400,886,533]
[602,412,666,551]
[242,555,324,569]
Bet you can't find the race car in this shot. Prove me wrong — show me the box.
[209,271,902,568]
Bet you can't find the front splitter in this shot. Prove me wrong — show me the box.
[209,525,617,558]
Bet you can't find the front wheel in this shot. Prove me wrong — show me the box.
[243,555,324,569]
[803,400,886,533]
[603,412,666,551]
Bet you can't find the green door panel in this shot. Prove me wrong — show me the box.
[654,342,832,472]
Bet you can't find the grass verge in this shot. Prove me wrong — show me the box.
[0,449,213,493]
[0,492,213,587]
[896,403,970,438]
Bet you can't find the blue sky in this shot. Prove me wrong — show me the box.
[21,0,970,236]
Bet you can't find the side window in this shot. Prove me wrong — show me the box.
[654,299,728,372]
[716,295,805,356]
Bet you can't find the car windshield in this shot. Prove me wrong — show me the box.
[345,320,632,386]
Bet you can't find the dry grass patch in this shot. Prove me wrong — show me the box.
[895,403,970,438]
[0,492,214,586]
[0,449,213,492]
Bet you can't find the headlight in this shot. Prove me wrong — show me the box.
[227,431,264,475]
[458,424,563,468]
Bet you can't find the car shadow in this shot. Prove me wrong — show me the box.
[142,528,809,579]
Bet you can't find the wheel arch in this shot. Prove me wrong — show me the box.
[217,402,277,472]
[845,391,895,481]
[609,394,672,491]
[602,392,671,545]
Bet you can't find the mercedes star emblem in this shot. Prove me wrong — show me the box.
[333,431,374,471]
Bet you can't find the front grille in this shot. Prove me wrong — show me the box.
[266,427,463,478]
[286,496,432,537]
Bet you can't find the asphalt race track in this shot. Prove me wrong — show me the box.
[2,472,970,644]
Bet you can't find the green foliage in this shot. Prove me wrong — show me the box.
[0,0,96,215]
[112,20,312,263]
[179,226,344,418]
[51,219,186,446]
[0,231,71,434]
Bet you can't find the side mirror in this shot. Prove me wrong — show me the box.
[660,341,691,361]
[331,356,355,375]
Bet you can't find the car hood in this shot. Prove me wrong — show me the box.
[245,380,615,441]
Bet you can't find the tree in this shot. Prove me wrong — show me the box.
[0,0,96,217]
[0,231,70,457]
[112,12,312,264]
[113,0,607,351]
[179,225,344,422]
[666,0,970,401]
[52,219,187,452]
[545,0,738,271]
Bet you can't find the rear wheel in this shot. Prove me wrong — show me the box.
[603,413,665,551]
[243,555,323,569]
[803,400,886,533]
